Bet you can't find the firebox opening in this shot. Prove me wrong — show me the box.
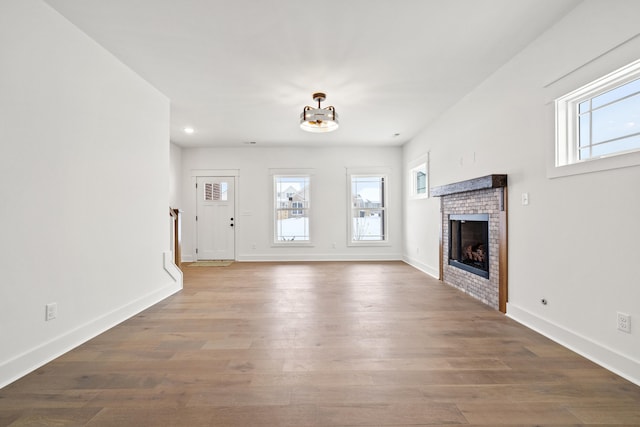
[449,213,489,279]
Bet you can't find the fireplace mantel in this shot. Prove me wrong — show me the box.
[430,174,507,197]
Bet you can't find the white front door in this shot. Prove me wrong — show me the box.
[196,176,235,260]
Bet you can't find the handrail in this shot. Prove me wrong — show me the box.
[169,207,182,269]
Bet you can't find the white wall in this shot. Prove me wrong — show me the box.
[403,0,640,384]
[170,143,183,209]
[0,0,181,387]
[180,146,403,261]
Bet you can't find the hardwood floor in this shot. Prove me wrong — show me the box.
[1,261,639,426]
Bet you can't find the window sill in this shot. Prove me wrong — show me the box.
[409,193,429,200]
[548,150,640,179]
[347,241,390,247]
[271,242,314,248]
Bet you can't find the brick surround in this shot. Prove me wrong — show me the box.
[432,175,508,312]
[442,188,502,309]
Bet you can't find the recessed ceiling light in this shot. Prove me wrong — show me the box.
[243,141,257,145]
[393,133,401,137]
[184,127,195,134]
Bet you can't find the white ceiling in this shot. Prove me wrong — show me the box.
[43,0,580,148]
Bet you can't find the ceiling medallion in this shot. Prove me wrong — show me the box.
[300,92,339,133]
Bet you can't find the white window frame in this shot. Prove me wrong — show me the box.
[270,169,314,247]
[408,153,429,199]
[553,58,640,177]
[347,168,389,246]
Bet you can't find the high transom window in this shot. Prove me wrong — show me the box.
[556,59,640,167]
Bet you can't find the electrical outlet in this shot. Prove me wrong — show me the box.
[617,312,631,333]
[45,303,57,321]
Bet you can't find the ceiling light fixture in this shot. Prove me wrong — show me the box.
[184,127,195,134]
[300,92,339,133]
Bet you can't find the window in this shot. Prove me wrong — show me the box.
[204,182,227,201]
[273,175,310,243]
[348,173,387,244]
[407,154,429,199]
[409,161,428,199]
[555,59,640,168]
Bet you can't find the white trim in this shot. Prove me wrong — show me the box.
[270,242,314,248]
[0,278,182,388]
[163,251,183,284]
[346,166,390,175]
[236,253,403,262]
[269,168,316,176]
[191,169,239,177]
[402,255,439,279]
[507,303,640,387]
[548,150,640,178]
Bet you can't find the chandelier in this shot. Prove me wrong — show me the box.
[300,92,339,133]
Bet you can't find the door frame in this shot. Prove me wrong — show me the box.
[191,169,239,261]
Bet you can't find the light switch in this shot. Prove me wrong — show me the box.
[521,192,529,205]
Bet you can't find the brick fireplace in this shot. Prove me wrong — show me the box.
[431,175,508,313]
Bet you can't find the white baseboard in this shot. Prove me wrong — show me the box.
[0,280,182,389]
[507,303,640,387]
[402,255,439,279]
[236,253,403,262]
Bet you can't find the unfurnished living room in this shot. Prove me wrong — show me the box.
[1,0,639,426]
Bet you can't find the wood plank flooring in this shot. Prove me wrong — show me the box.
[1,261,639,426]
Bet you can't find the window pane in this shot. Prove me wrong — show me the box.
[352,176,383,207]
[219,182,228,201]
[204,183,213,201]
[276,211,309,241]
[578,100,590,113]
[352,209,384,241]
[591,134,640,158]
[204,182,228,201]
[579,114,590,147]
[416,171,426,194]
[591,93,640,143]
[277,176,309,203]
[592,78,640,109]
[579,147,590,160]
